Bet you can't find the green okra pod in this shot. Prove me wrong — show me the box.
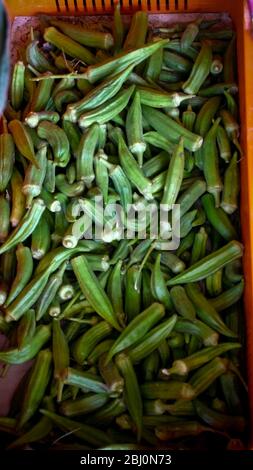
[0,198,45,255]
[0,127,15,193]
[79,86,135,129]
[183,42,212,95]
[40,409,111,447]
[161,137,184,209]
[107,303,165,362]
[76,123,100,186]
[194,399,246,433]
[18,349,52,429]
[37,121,70,168]
[73,321,112,365]
[115,353,143,441]
[167,240,243,285]
[129,315,177,364]
[5,244,33,307]
[201,193,237,241]
[142,105,203,152]
[185,283,237,338]
[44,27,96,65]
[0,324,51,364]
[221,152,240,214]
[71,255,121,331]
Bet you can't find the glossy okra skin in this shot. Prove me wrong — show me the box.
[0,10,247,451]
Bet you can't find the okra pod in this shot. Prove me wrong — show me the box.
[71,255,121,331]
[0,198,45,255]
[201,193,237,241]
[185,283,237,338]
[115,353,143,441]
[0,324,51,364]
[44,27,96,65]
[18,349,52,428]
[221,152,239,214]
[167,240,243,285]
[183,42,212,95]
[142,106,203,152]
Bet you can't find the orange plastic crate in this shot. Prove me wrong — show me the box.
[4,0,253,448]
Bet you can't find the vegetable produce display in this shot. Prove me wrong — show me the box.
[0,7,247,450]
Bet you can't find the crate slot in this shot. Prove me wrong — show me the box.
[55,0,61,12]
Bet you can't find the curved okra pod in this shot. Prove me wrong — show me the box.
[142,105,203,152]
[161,137,184,208]
[167,241,243,286]
[8,119,38,168]
[18,349,52,429]
[107,303,165,362]
[163,342,241,376]
[194,96,221,169]
[44,27,96,65]
[71,255,121,331]
[85,39,168,83]
[37,121,70,167]
[65,65,133,122]
[72,321,113,365]
[0,198,45,255]
[170,285,196,320]
[76,123,100,186]
[40,409,111,447]
[0,324,51,364]
[128,315,178,364]
[194,399,246,433]
[5,244,33,307]
[201,193,237,241]
[183,42,212,94]
[185,283,237,338]
[115,353,143,441]
[210,279,244,312]
[78,86,135,128]
[151,254,173,310]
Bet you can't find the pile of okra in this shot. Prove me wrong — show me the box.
[0,6,248,450]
